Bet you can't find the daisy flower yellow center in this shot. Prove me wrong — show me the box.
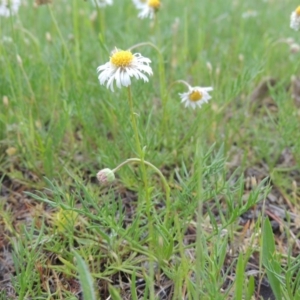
[189,90,203,102]
[296,6,300,16]
[110,50,134,67]
[148,0,160,9]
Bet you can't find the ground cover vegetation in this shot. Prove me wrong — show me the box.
[1,0,300,299]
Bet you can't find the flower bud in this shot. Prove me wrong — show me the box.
[97,168,115,184]
[290,43,300,53]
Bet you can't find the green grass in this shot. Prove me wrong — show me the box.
[1,0,300,299]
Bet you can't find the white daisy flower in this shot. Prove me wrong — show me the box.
[132,0,160,19]
[290,6,300,31]
[97,48,153,92]
[91,0,113,8]
[0,0,21,17]
[179,86,213,109]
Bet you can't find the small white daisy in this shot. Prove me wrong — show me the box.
[91,0,113,8]
[179,86,213,109]
[97,48,153,92]
[0,0,21,17]
[290,6,300,31]
[132,0,160,19]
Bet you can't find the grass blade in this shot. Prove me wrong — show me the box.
[262,218,282,300]
[73,251,97,300]
[235,252,244,299]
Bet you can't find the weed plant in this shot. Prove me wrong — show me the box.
[1,0,300,299]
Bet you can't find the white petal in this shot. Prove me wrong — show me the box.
[121,70,131,87]
[115,68,122,88]
[135,70,149,82]
[106,75,115,92]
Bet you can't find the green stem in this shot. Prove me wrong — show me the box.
[72,0,81,74]
[113,157,171,225]
[128,42,166,127]
[126,86,155,300]
[160,79,191,140]
[99,8,106,44]
[150,12,158,36]
[48,5,76,78]
[195,138,204,300]
[162,80,191,115]
[127,87,143,156]
[16,55,35,104]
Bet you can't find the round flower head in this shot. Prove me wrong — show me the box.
[179,86,213,109]
[97,168,115,184]
[290,6,300,31]
[97,48,153,92]
[91,0,113,8]
[132,0,160,19]
[0,0,21,17]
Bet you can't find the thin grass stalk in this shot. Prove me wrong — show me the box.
[195,137,204,299]
[126,86,155,299]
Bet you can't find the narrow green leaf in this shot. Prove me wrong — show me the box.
[98,33,109,55]
[262,218,282,300]
[108,284,122,300]
[246,276,255,300]
[130,270,138,300]
[235,252,244,300]
[73,251,97,300]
